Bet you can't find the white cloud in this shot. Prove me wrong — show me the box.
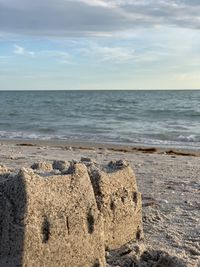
[76,38,173,63]
[79,0,110,7]
[91,45,135,61]
[14,45,25,55]
[13,45,35,56]
[175,72,200,81]
[39,50,71,63]
[12,47,71,63]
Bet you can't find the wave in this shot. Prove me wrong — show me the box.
[0,131,54,140]
[177,134,200,142]
[0,130,200,150]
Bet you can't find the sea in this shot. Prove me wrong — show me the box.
[0,90,200,149]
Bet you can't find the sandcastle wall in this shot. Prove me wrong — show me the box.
[0,160,143,267]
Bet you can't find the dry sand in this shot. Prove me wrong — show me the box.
[0,140,199,267]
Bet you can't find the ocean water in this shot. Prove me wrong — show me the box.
[0,90,200,149]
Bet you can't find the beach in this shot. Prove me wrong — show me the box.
[1,0,200,264]
[0,140,199,266]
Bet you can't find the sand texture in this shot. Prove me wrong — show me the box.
[0,141,199,267]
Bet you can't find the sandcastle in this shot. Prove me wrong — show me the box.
[87,159,143,250]
[0,159,143,267]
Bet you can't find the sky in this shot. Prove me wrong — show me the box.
[0,0,200,90]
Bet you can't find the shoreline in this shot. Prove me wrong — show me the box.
[0,138,199,157]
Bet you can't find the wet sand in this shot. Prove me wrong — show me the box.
[0,140,199,266]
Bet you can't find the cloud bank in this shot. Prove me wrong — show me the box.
[0,0,200,37]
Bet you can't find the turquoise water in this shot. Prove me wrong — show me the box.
[0,90,200,149]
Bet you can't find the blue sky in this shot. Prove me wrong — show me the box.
[0,0,200,90]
